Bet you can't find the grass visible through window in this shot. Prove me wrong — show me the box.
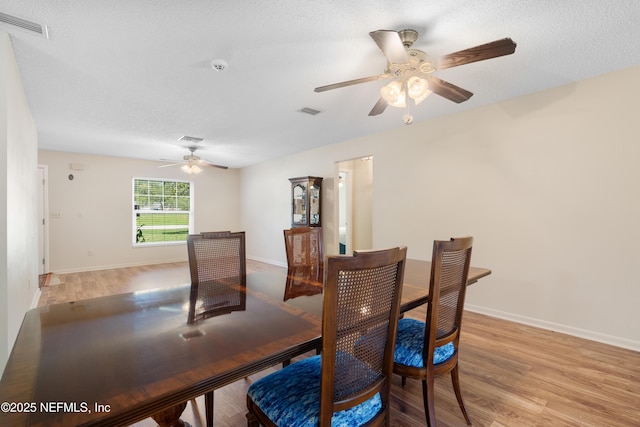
[133,178,193,244]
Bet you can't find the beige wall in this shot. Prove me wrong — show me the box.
[351,158,373,250]
[38,150,242,273]
[337,158,373,251]
[0,32,40,372]
[241,66,640,351]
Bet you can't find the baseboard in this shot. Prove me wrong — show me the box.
[30,288,41,309]
[247,255,287,268]
[466,304,640,352]
[51,257,188,275]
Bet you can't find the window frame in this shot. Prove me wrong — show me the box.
[132,177,195,247]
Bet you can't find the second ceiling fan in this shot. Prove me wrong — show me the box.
[159,146,228,175]
[314,29,516,124]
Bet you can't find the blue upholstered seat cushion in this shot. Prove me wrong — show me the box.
[394,318,455,368]
[247,355,382,427]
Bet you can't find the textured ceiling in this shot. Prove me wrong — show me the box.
[2,1,639,168]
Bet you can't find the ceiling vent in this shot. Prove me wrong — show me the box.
[0,12,49,38]
[178,136,204,144]
[299,107,323,116]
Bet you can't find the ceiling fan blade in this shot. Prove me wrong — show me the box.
[314,75,388,92]
[369,30,409,64]
[439,38,516,70]
[429,77,473,103]
[368,97,388,116]
[158,162,181,168]
[201,160,228,170]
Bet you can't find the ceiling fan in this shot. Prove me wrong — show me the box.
[314,29,516,124]
[159,146,228,175]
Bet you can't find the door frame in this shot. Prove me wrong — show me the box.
[38,165,50,275]
[335,156,373,255]
[338,169,352,254]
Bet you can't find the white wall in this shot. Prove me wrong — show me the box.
[240,66,640,351]
[38,150,241,273]
[0,32,39,373]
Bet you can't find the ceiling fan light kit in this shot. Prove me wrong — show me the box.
[158,145,229,175]
[380,80,406,107]
[181,163,202,175]
[314,28,516,125]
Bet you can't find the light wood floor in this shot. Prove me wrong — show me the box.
[38,262,640,427]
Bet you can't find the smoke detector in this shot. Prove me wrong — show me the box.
[211,59,228,71]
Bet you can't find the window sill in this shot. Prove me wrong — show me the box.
[133,241,187,248]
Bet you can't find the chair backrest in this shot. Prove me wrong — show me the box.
[186,231,247,324]
[319,247,407,425]
[283,227,323,268]
[423,237,473,367]
[199,230,231,238]
[283,264,323,300]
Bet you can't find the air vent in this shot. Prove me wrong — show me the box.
[0,12,49,38]
[299,107,323,116]
[179,136,204,143]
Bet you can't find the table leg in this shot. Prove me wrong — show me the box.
[151,401,192,427]
[205,391,214,427]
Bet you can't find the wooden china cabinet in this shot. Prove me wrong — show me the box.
[289,176,322,227]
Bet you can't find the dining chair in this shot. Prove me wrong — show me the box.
[283,264,323,300]
[186,230,247,427]
[283,226,323,268]
[186,231,247,324]
[393,236,473,426]
[246,246,407,427]
[282,227,324,366]
[283,227,324,301]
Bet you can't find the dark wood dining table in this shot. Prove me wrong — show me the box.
[0,259,490,427]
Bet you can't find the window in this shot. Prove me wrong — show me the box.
[133,178,194,245]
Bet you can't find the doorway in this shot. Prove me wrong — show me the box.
[338,170,351,254]
[336,157,373,254]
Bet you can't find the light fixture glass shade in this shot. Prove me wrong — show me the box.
[181,164,202,174]
[380,80,406,108]
[407,76,429,100]
[413,88,432,106]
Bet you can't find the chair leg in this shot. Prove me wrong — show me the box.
[246,398,260,427]
[401,376,407,387]
[246,411,259,427]
[451,365,472,425]
[205,391,214,427]
[422,377,437,427]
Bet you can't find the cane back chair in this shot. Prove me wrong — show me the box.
[393,236,473,426]
[284,227,323,268]
[186,231,247,427]
[186,231,247,325]
[247,246,407,426]
[283,227,324,300]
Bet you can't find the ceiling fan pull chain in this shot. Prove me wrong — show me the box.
[402,81,414,125]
